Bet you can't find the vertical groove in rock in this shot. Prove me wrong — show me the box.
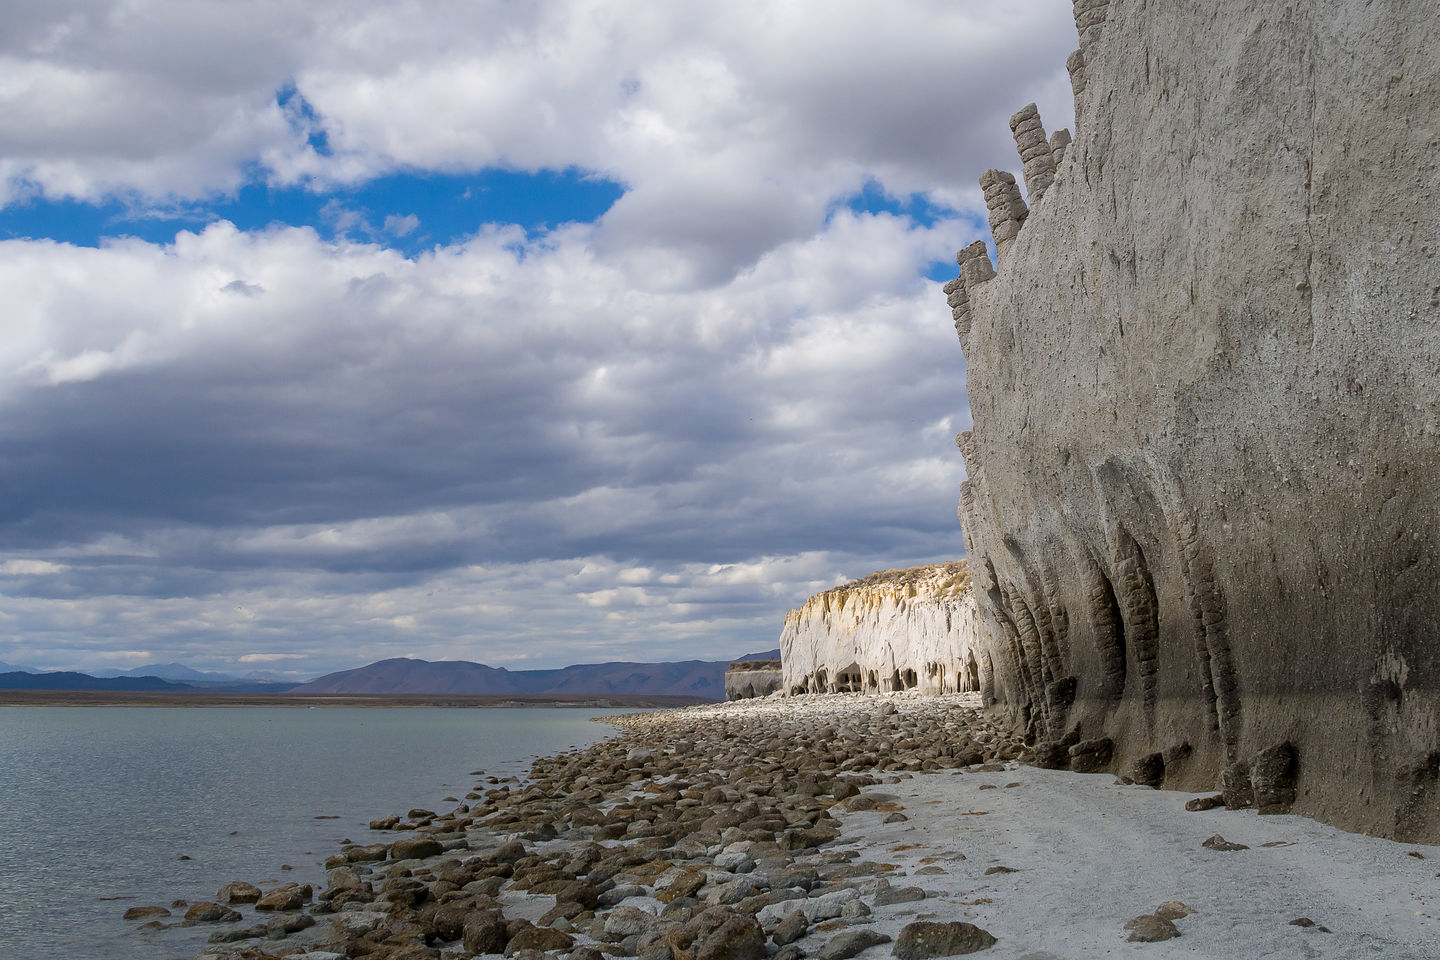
[1109,525,1160,712]
[1081,549,1126,701]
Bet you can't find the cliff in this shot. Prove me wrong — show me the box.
[779,561,984,696]
[947,1,1440,839]
[725,660,782,700]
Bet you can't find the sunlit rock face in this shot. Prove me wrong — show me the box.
[725,661,782,700]
[779,562,985,697]
[948,0,1440,839]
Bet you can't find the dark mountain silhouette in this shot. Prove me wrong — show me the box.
[293,649,782,697]
[0,671,189,691]
[0,649,783,697]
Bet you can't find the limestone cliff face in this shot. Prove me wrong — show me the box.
[779,562,984,696]
[725,661,782,700]
[949,0,1440,839]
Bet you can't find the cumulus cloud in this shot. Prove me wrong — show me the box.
[2,0,1075,276]
[0,0,1083,675]
[0,208,979,673]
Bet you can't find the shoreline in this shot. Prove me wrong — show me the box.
[143,693,1438,959]
[0,691,712,708]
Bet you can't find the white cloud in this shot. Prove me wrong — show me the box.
[3,1,1076,277]
[1,559,67,575]
[383,213,419,237]
[0,1,1085,675]
[0,206,977,673]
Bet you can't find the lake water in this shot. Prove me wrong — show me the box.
[0,706,626,960]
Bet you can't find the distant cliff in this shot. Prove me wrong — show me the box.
[947,0,1440,839]
[725,660,781,700]
[779,561,983,696]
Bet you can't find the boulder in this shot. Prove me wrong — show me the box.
[819,931,891,960]
[694,915,766,960]
[1125,915,1180,942]
[462,911,508,954]
[1029,741,1069,770]
[505,925,575,955]
[1252,742,1298,814]
[390,837,444,861]
[1221,762,1254,810]
[330,911,388,936]
[1124,753,1165,788]
[184,901,242,923]
[872,885,926,907]
[217,881,262,905]
[254,883,309,911]
[606,905,663,939]
[1067,738,1113,774]
[892,922,996,958]
[772,910,808,947]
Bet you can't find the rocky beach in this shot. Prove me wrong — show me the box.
[142,694,1440,960]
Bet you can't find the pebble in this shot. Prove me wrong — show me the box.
[1185,794,1226,811]
[1202,834,1250,852]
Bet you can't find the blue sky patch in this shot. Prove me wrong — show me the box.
[277,83,332,156]
[838,178,955,229]
[833,180,990,283]
[0,168,626,256]
[924,214,993,284]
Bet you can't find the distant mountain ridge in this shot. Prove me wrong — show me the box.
[0,671,189,692]
[0,650,782,697]
[294,650,782,697]
[91,662,290,683]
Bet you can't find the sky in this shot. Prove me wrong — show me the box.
[0,0,1078,678]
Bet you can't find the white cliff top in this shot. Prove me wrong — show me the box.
[821,560,971,600]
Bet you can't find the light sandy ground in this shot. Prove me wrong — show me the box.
[829,763,1440,959]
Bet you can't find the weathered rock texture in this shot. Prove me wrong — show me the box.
[950,0,1440,840]
[779,562,985,697]
[726,660,782,700]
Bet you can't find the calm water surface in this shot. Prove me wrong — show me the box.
[0,706,625,960]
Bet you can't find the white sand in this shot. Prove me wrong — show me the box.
[828,764,1440,959]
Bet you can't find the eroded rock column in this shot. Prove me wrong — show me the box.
[981,169,1029,260]
[944,240,995,351]
[1010,103,1057,204]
